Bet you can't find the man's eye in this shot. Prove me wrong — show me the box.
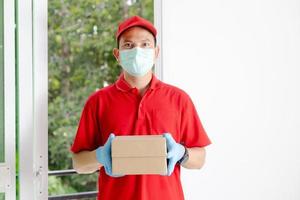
[143,42,150,47]
[123,43,132,48]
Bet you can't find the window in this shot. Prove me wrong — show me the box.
[48,0,155,198]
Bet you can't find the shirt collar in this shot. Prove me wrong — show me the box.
[115,72,162,92]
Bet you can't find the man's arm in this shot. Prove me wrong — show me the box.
[181,147,206,169]
[72,150,103,174]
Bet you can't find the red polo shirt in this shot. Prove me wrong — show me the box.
[70,72,212,200]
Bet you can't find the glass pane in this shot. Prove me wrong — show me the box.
[0,193,5,200]
[0,0,5,163]
[48,0,154,197]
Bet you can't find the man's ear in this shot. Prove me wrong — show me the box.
[155,45,160,59]
[113,48,120,62]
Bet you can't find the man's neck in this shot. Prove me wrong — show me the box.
[124,71,153,96]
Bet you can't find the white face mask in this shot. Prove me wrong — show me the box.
[119,47,155,77]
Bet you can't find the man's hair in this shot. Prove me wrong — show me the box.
[116,26,157,49]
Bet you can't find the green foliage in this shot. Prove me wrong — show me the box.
[48,176,77,195]
[48,0,153,196]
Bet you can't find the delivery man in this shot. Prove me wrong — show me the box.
[70,15,212,200]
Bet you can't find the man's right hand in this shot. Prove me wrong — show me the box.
[96,133,124,177]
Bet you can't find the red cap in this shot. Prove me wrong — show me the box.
[116,15,157,40]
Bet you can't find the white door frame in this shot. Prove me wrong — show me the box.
[154,0,163,80]
[0,0,16,199]
[18,0,48,199]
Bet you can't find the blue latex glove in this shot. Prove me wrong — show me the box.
[96,133,124,177]
[163,133,185,176]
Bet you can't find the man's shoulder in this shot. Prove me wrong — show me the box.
[84,84,116,105]
[160,81,191,100]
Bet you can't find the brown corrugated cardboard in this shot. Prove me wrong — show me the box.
[111,135,167,175]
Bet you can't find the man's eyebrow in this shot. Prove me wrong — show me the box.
[122,39,133,43]
[121,38,153,44]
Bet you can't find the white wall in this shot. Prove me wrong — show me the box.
[161,0,300,199]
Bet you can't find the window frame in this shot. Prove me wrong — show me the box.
[18,0,48,199]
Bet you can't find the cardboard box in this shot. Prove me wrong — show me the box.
[111,135,167,175]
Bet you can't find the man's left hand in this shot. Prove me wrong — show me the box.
[163,133,185,176]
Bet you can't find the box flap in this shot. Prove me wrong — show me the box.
[111,135,167,158]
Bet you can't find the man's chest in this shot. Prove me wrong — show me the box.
[99,92,181,140]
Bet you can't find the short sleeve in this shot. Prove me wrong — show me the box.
[180,93,212,148]
[70,95,102,153]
